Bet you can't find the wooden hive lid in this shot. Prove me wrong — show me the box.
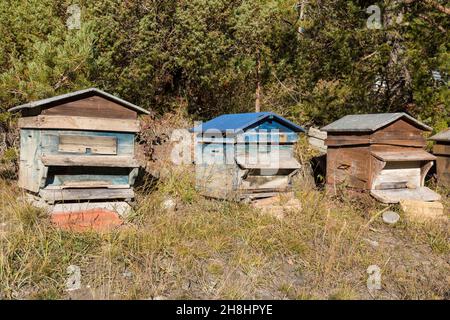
[429,129,450,142]
[321,113,432,133]
[371,150,436,162]
[8,88,150,115]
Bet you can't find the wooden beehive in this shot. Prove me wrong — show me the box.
[191,112,305,200]
[429,129,450,188]
[321,113,441,203]
[9,88,150,205]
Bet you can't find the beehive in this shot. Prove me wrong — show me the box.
[429,129,450,188]
[321,113,441,203]
[191,112,305,200]
[9,88,150,205]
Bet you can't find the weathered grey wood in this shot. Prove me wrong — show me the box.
[45,181,130,189]
[58,135,117,155]
[19,116,140,133]
[41,155,140,167]
[308,136,327,153]
[129,167,139,185]
[235,154,300,169]
[39,165,49,189]
[240,175,289,190]
[370,187,441,204]
[308,127,327,140]
[40,188,134,203]
[18,130,43,192]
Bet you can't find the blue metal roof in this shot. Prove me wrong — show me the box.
[191,112,305,134]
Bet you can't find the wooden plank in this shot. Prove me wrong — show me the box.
[44,166,131,188]
[400,200,445,222]
[325,138,371,146]
[238,191,281,200]
[19,116,140,133]
[371,150,435,161]
[235,154,300,169]
[41,95,137,119]
[326,146,371,189]
[18,129,42,192]
[238,132,298,144]
[308,127,327,140]
[369,139,426,147]
[59,135,117,155]
[308,136,327,153]
[129,167,139,186]
[240,175,290,190]
[372,118,424,134]
[370,187,441,204]
[433,144,450,156]
[39,188,134,203]
[41,130,135,156]
[41,155,140,167]
[45,182,130,189]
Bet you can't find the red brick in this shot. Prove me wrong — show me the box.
[51,208,123,232]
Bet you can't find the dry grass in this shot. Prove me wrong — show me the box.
[0,113,448,299]
[0,164,448,300]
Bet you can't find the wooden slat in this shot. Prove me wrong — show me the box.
[433,144,450,156]
[40,188,134,203]
[308,136,327,153]
[240,175,290,190]
[370,139,426,147]
[45,182,130,189]
[371,150,436,161]
[41,95,137,119]
[308,127,327,140]
[19,115,140,133]
[370,187,441,204]
[325,138,371,146]
[58,135,117,155]
[235,155,300,169]
[41,155,140,167]
[326,146,371,189]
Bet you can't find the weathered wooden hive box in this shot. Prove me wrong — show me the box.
[321,113,441,204]
[9,88,150,206]
[429,129,450,188]
[191,112,305,200]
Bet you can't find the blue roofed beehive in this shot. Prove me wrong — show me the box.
[191,112,305,200]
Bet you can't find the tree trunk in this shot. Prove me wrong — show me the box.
[255,51,262,112]
[384,1,413,111]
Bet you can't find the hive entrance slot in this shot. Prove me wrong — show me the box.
[45,166,131,189]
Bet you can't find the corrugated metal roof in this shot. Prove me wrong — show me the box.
[190,112,305,134]
[8,88,150,115]
[429,129,450,142]
[321,113,432,132]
